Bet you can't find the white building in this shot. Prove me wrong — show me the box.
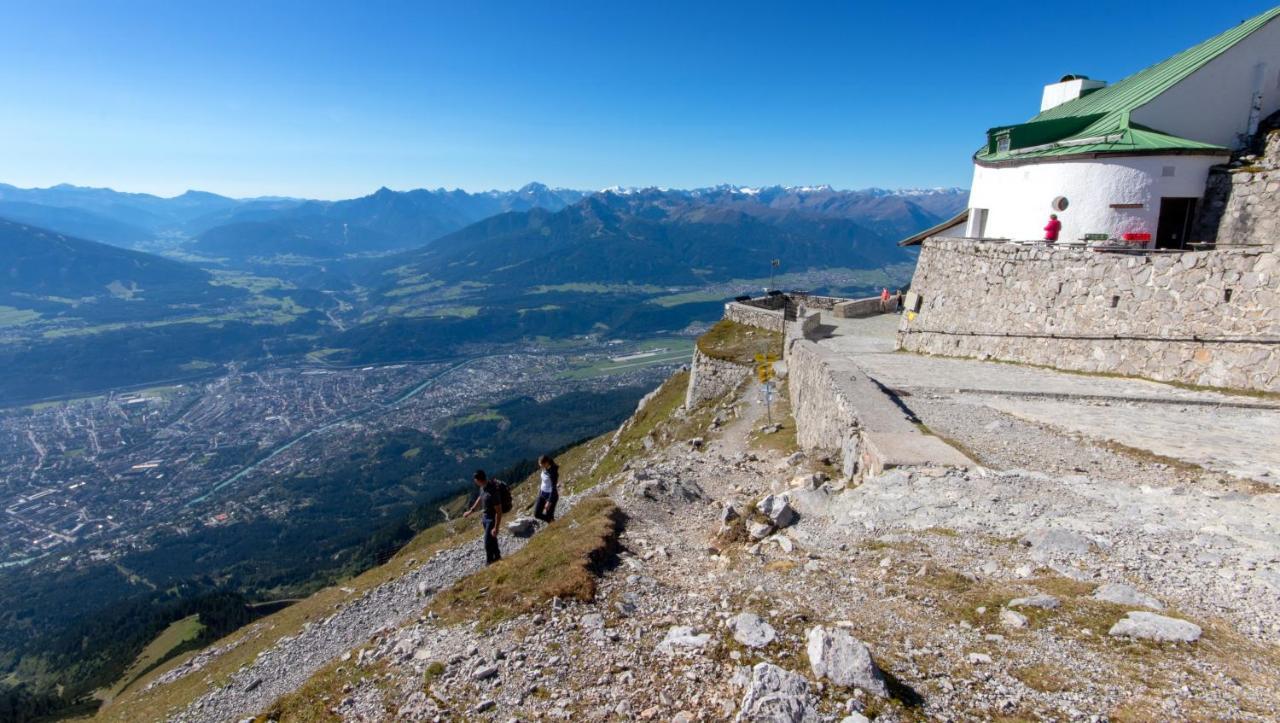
[904,6,1280,249]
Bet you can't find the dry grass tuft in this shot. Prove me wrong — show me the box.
[426,496,624,627]
[1013,663,1077,693]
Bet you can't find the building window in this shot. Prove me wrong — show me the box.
[1162,165,1176,177]
[996,133,1011,154]
[1051,196,1069,212]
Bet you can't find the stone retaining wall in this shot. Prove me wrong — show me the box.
[787,293,845,311]
[724,301,786,333]
[1196,131,1280,249]
[832,297,885,318]
[785,338,971,479]
[786,340,864,479]
[684,348,752,409]
[898,238,1280,392]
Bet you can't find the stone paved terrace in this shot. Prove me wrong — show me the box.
[811,313,1280,484]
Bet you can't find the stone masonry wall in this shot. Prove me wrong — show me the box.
[785,340,863,479]
[684,348,751,409]
[1197,130,1280,248]
[724,302,786,333]
[898,238,1280,392]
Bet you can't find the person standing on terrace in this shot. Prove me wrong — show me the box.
[1044,214,1062,243]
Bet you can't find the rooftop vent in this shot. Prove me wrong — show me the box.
[1041,75,1107,112]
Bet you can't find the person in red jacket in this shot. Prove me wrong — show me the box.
[1044,214,1062,243]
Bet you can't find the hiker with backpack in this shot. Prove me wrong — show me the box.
[462,469,510,565]
[534,454,559,522]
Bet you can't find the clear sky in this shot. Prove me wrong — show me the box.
[1,0,1275,199]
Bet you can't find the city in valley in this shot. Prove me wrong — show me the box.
[0,335,691,572]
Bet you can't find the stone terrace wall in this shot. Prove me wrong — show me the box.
[1197,130,1280,249]
[786,340,865,479]
[898,239,1280,392]
[724,301,786,333]
[786,293,845,311]
[684,348,751,409]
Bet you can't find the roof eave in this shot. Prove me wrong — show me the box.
[898,209,969,247]
[973,146,1230,168]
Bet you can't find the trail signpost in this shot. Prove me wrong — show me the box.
[755,352,779,423]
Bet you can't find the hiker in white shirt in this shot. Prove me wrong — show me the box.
[534,455,559,522]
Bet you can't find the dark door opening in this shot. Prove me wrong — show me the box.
[1155,197,1198,250]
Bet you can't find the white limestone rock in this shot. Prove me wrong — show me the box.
[1008,593,1060,610]
[999,609,1029,629]
[757,494,797,528]
[1108,612,1201,643]
[805,626,888,696]
[736,662,818,723]
[1020,528,1093,560]
[657,626,712,655]
[728,612,777,649]
[1092,583,1164,610]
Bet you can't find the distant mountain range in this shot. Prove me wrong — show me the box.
[374,187,944,293]
[0,182,966,262]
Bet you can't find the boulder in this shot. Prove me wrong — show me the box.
[657,626,712,655]
[789,473,821,490]
[1108,612,1201,643]
[736,663,818,723]
[728,612,777,648]
[757,495,797,528]
[472,664,499,680]
[805,626,888,696]
[1019,528,1093,560]
[1007,594,1060,610]
[1092,583,1164,610]
[721,504,741,524]
[999,609,1028,629]
[506,517,538,537]
[749,522,774,541]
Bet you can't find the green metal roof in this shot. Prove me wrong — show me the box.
[976,6,1280,164]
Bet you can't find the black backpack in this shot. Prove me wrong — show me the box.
[493,480,513,514]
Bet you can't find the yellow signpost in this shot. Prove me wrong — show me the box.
[755,353,779,421]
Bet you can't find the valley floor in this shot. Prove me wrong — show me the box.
[105,322,1280,722]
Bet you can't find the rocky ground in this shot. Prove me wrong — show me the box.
[200,369,1280,722]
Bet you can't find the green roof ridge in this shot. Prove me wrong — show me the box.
[976,6,1279,163]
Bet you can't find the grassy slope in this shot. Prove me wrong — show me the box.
[427,496,624,628]
[696,319,783,365]
[101,615,205,703]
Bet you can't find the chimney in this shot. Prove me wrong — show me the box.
[1041,74,1107,112]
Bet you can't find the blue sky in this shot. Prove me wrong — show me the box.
[1,1,1274,199]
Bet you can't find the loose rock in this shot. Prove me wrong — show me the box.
[805,626,888,697]
[1108,612,1202,643]
[728,612,777,648]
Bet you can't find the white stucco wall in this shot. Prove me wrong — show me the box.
[1132,16,1280,149]
[966,155,1222,242]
